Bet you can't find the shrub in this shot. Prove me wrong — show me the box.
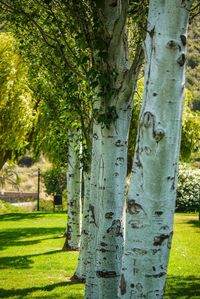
[176,166,200,212]
[42,167,67,196]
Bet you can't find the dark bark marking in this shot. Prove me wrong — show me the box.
[99,186,105,190]
[153,92,158,96]
[149,26,155,38]
[153,234,170,246]
[132,248,148,255]
[143,111,154,128]
[133,259,139,274]
[160,225,169,231]
[96,271,118,278]
[168,176,175,181]
[129,220,143,229]
[100,241,107,247]
[127,200,146,215]
[145,272,166,278]
[136,283,143,292]
[105,212,114,219]
[167,231,173,249]
[66,225,72,240]
[82,229,88,235]
[131,283,135,288]
[144,146,152,155]
[155,211,163,216]
[180,35,187,46]
[107,219,123,237]
[93,133,98,140]
[166,40,179,49]
[99,248,110,252]
[116,157,124,162]
[135,158,143,168]
[120,274,127,295]
[89,204,98,227]
[153,128,165,142]
[151,248,161,255]
[177,53,186,66]
[115,140,124,147]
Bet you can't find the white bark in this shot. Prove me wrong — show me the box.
[85,122,101,298]
[73,169,91,281]
[95,105,132,299]
[63,137,82,250]
[84,1,143,297]
[120,1,193,298]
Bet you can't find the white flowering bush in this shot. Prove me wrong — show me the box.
[176,166,200,212]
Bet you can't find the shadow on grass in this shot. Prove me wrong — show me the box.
[0,212,62,222]
[186,219,200,229]
[165,275,200,298]
[0,249,63,269]
[0,227,64,250]
[0,281,84,299]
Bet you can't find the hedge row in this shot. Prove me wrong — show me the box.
[176,167,200,212]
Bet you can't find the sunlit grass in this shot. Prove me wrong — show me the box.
[0,212,84,299]
[166,213,200,298]
[0,208,199,298]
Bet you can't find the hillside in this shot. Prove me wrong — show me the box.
[187,15,200,103]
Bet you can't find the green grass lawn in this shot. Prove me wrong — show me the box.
[0,207,199,298]
[166,213,200,298]
[0,211,84,299]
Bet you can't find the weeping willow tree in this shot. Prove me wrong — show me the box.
[0,32,34,169]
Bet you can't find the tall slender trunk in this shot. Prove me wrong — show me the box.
[84,1,143,296]
[85,122,101,298]
[63,138,82,250]
[73,168,91,281]
[120,1,193,298]
[94,104,132,299]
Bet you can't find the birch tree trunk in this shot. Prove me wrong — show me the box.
[72,169,91,281]
[94,105,132,299]
[84,1,143,298]
[63,138,82,250]
[85,122,101,298]
[120,1,193,298]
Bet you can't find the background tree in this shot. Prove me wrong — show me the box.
[0,32,34,169]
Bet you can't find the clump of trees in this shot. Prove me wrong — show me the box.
[0,0,199,298]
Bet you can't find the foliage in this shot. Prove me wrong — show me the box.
[176,165,200,212]
[42,167,67,195]
[187,14,200,101]
[0,32,34,161]
[0,199,26,213]
[0,1,94,167]
[180,90,200,161]
[0,164,21,191]
[128,77,143,173]
[0,0,146,166]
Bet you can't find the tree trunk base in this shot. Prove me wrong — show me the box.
[70,274,85,283]
[62,238,80,251]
